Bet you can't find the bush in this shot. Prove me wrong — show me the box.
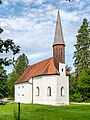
[70,92,87,102]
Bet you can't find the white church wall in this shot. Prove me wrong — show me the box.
[33,75,58,105]
[55,63,69,105]
[15,73,69,105]
[56,75,69,105]
[15,79,32,103]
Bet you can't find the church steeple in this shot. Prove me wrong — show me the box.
[53,11,65,46]
[53,11,65,70]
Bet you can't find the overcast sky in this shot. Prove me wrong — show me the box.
[0,0,90,73]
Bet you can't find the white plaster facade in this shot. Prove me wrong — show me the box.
[15,63,69,105]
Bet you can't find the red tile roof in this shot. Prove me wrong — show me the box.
[15,57,59,84]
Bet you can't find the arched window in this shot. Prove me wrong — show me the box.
[36,86,39,96]
[47,87,51,96]
[61,87,65,96]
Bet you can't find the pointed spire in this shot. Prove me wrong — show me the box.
[53,11,65,46]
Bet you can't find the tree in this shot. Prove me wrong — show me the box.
[0,27,20,98]
[78,68,90,102]
[14,53,29,75]
[7,72,20,98]
[73,18,90,76]
[73,18,90,102]
[0,28,20,66]
[0,66,9,99]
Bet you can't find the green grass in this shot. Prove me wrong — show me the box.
[0,103,90,120]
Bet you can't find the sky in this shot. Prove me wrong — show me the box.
[0,0,90,73]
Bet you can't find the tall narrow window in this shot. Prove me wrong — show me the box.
[47,87,51,96]
[59,48,60,58]
[61,47,62,62]
[61,87,65,96]
[36,86,39,96]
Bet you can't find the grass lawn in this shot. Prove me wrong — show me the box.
[0,103,90,120]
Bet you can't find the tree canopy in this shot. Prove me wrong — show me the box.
[73,18,90,75]
[14,53,29,75]
[0,28,20,66]
[0,27,20,98]
[71,18,90,102]
[0,66,8,99]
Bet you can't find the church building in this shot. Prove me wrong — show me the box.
[15,11,69,105]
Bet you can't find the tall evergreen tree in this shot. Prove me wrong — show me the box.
[74,18,90,75]
[73,18,90,102]
[14,53,29,75]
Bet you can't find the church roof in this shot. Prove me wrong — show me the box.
[53,11,65,46]
[15,57,59,84]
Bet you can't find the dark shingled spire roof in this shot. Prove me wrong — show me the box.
[53,11,65,46]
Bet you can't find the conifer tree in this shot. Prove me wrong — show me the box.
[14,53,29,75]
[74,18,90,75]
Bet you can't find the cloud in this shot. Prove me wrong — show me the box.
[2,0,45,6]
[0,0,90,73]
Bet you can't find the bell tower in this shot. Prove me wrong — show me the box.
[53,11,65,70]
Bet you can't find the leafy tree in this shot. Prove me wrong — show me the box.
[73,18,90,76]
[69,75,78,101]
[78,68,90,102]
[0,28,20,66]
[0,66,9,99]
[0,27,20,98]
[14,53,29,75]
[7,72,20,98]
[69,74,86,102]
